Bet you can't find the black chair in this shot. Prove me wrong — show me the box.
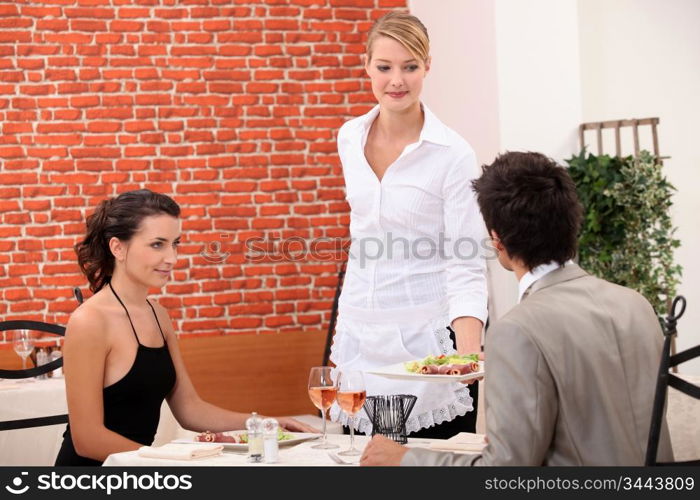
[319,261,346,421]
[73,286,84,305]
[645,296,700,465]
[0,319,68,431]
[322,261,347,368]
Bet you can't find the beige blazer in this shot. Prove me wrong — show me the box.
[403,263,673,466]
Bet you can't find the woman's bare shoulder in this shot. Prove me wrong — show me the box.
[65,293,111,345]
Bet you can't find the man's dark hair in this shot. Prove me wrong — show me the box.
[471,151,583,270]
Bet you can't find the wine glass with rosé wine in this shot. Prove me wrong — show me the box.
[336,370,366,456]
[308,366,339,450]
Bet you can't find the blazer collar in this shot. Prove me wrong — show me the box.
[524,262,589,298]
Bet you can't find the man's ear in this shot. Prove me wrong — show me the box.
[109,237,125,263]
[490,230,505,252]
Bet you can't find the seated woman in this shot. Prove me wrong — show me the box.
[55,189,316,465]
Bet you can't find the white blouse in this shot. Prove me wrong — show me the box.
[337,104,488,324]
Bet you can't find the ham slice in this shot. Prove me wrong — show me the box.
[197,431,216,442]
[437,364,453,374]
[446,362,480,375]
[196,431,244,443]
[420,364,439,374]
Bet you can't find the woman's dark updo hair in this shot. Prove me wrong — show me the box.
[75,189,181,292]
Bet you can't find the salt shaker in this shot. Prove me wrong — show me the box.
[245,412,263,463]
[36,348,48,380]
[262,418,279,464]
[49,348,63,378]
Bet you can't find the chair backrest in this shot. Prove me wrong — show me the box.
[73,286,84,305]
[322,261,347,368]
[0,319,68,432]
[645,296,700,466]
[0,320,65,380]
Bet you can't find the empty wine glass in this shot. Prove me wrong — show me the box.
[307,366,338,450]
[336,370,366,456]
[13,330,35,383]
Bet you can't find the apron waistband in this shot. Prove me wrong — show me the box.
[339,299,447,324]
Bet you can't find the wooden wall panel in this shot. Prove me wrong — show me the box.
[0,348,22,371]
[178,330,328,417]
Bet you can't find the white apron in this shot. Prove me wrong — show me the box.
[329,299,473,434]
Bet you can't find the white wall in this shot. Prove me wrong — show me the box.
[578,0,700,374]
[413,0,583,162]
[494,0,583,161]
[410,0,501,165]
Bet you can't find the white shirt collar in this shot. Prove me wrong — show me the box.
[517,261,562,303]
[356,103,451,148]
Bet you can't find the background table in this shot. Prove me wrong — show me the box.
[0,378,68,466]
[0,378,187,466]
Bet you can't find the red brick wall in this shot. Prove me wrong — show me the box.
[0,0,407,336]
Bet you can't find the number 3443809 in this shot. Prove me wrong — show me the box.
[623,477,695,491]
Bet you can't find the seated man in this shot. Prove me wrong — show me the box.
[361,151,673,466]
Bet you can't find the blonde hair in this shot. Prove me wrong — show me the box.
[366,12,430,64]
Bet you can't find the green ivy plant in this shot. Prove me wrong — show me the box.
[565,150,682,316]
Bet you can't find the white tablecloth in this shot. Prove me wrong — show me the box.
[0,378,183,466]
[103,434,439,467]
[0,378,68,466]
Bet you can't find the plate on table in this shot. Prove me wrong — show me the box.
[368,361,484,384]
[173,431,321,451]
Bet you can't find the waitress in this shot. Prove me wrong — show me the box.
[329,12,488,439]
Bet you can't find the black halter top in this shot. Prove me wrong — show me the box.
[55,283,177,466]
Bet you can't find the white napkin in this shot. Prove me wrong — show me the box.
[0,383,21,391]
[428,432,487,453]
[137,443,223,460]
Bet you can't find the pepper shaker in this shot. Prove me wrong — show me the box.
[245,412,263,463]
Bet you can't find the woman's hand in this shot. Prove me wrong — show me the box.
[453,316,484,385]
[276,416,320,433]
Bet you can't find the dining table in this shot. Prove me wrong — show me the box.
[9,373,698,466]
[102,433,449,467]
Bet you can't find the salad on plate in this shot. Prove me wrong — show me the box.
[404,353,480,375]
